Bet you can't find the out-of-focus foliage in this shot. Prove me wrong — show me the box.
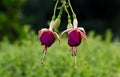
[0,0,26,41]
[0,29,120,77]
[0,0,120,41]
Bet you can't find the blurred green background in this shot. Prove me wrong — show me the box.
[0,0,120,77]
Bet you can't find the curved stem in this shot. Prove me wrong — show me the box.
[64,4,72,24]
[52,0,60,20]
[68,0,76,18]
[64,4,70,17]
[57,6,63,19]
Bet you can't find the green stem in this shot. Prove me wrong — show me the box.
[68,0,76,19]
[52,0,59,20]
[57,6,63,19]
[64,4,71,24]
[64,5,70,17]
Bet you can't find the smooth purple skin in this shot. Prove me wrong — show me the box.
[40,30,55,47]
[68,30,82,47]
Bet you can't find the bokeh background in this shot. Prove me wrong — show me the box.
[0,0,120,77]
[0,0,120,41]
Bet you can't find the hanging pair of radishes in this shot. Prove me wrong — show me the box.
[38,0,88,68]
